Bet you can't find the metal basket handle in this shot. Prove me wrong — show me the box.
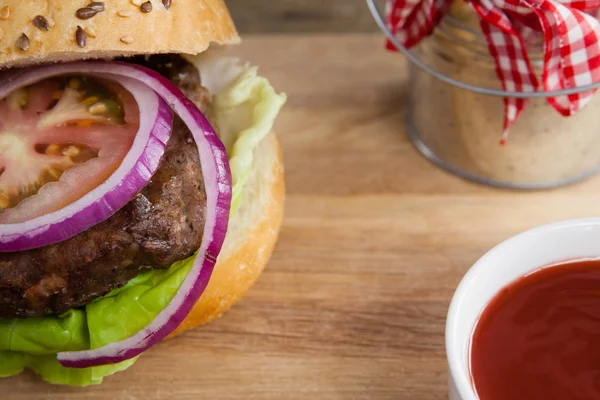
[366,0,600,98]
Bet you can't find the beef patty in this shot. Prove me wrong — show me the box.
[0,56,210,318]
[127,54,211,113]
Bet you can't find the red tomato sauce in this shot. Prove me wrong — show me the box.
[471,259,600,400]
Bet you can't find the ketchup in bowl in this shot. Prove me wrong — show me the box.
[470,259,600,400]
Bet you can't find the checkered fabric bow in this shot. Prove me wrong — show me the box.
[386,0,600,141]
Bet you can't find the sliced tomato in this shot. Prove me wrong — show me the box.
[0,76,139,224]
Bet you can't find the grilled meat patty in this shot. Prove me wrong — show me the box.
[127,54,211,113]
[0,56,210,318]
[126,54,210,114]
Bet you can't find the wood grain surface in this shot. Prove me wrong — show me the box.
[4,34,600,399]
[227,0,378,33]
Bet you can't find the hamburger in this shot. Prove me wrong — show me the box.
[0,0,285,386]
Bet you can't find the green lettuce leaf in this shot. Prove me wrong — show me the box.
[186,53,287,213]
[0,352,25,377]
[86,256,195,349]
[215,67,286,213]
[0,56,285,386]
[0,256,194,386]
[0,309,88,355]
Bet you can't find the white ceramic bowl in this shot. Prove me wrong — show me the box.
[445,218,600,400]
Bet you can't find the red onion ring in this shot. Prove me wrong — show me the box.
[0,77,173,252]
[0,62,232,368]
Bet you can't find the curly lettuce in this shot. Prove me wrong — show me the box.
[187,52,286,213]
[0,56,285,386]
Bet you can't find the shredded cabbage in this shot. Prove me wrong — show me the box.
[0,57,285,386]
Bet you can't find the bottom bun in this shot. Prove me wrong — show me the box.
[168,132,284,337]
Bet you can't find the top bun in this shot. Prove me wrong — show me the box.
[0,0,239,69]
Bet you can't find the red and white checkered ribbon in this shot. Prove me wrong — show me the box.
[386,0,600,140]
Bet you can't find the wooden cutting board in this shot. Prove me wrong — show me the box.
[5,35,600,399]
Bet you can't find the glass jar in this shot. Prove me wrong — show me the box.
[372,0,600,189]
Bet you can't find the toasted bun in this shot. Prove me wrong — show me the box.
[168,132,284,337]
[0,0,239,69]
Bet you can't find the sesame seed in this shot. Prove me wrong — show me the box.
[63,146,81,157]
[16,33,29,51]
[33,15,50,31]
[117,10,133,17]
[162,0,171,9]
[76,25,87,48]
[131,0,142,5]
[0,6,11,20]
[0,27,4,40]
[75,7,98,20]
[141,1,152,12]
[81,96,99,106]
[46,16,56,27]
[87,2,105,12]
[84,26,97,38]
[120,34,133,44]
[89,102,108,115]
